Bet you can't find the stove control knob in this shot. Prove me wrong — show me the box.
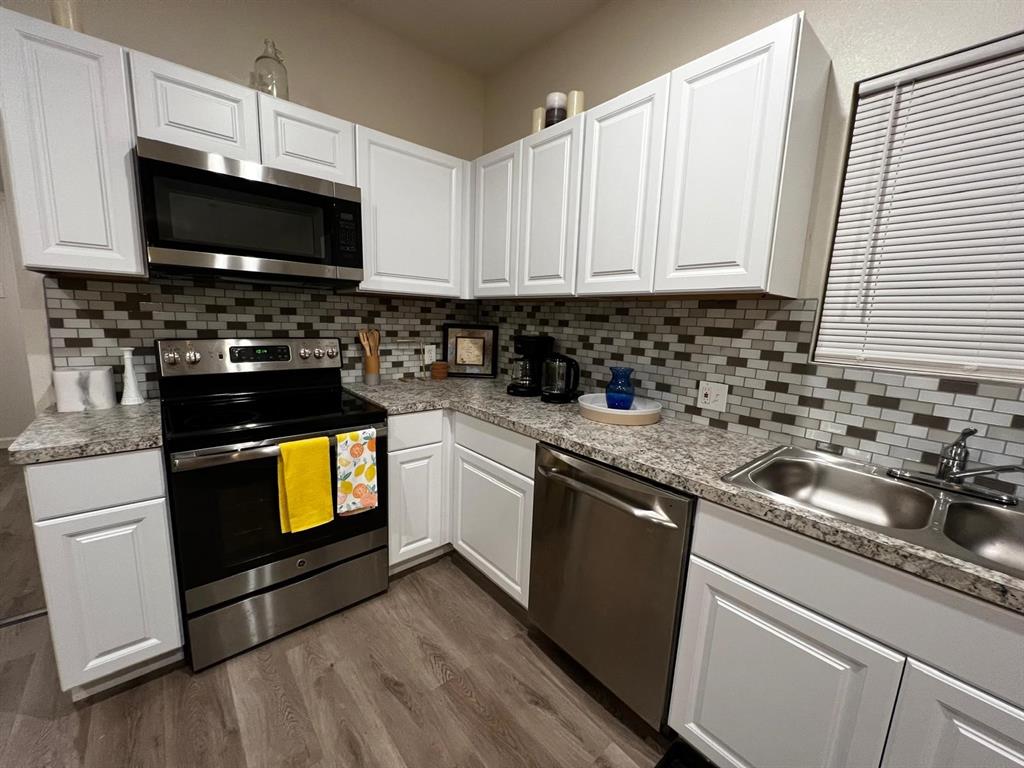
[184,349,202,365]
[163,349,180,366]
[298,347,312,360]
[313,347,325,359]
[325,347,338,359]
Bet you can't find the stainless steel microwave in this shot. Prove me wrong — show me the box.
[136,138,362,282]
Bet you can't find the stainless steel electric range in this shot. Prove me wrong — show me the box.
[156,337,388,670]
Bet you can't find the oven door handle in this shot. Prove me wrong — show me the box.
[170,425,387,473]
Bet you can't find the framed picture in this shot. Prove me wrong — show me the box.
[442,324,498,378]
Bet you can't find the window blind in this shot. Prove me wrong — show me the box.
[815,34,1024,382]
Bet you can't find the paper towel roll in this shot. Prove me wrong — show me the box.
[54,366,116,412]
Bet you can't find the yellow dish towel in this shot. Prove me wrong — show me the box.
[277,436,333,533]
[336,428,379,516]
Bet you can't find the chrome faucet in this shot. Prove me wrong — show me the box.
[887,426,1021,506]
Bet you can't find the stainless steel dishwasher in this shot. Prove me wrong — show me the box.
[529,445,695,729]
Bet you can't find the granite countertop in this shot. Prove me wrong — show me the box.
[349,378,1024,615]
[8,401,163,465]
[8,378,1022,614]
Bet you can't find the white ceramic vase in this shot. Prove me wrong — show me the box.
[119,347,145,406]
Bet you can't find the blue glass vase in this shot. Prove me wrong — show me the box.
[605,367,635,410]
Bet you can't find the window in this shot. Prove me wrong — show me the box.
[814,33,1024,382]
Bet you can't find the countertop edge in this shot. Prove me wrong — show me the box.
[353,385,1024,615]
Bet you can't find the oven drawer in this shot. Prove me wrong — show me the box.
[388,410,443,450]
[25,449,166,522]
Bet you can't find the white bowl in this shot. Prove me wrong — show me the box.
[578,393,662,425]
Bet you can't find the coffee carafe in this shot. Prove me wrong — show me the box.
[541,354,581,403]
[507,334,554,396]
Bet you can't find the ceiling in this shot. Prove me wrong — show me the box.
[339,0,609,75]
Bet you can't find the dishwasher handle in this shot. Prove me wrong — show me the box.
[538,467,677,528]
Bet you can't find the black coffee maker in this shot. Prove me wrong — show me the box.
[507,334,554,396]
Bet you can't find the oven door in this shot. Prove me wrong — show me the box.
[137,139,362,281]
[167,427,386,613]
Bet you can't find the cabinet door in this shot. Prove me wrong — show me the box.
[0,10,144,276]
[883,660,1024,768]
[654,15,798,293]
[388,443,444,565]
[517,115,584,296]
[668,556,904,768]
[452,445,533,606]
[33,498,182,690]
[258,93,355,184]
[576,75,669,295]
[356,126,466,297]
[472,141,521,297]
[129,51,260,161]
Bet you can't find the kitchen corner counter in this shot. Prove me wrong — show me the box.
[350,378,1024,615]
[8,401,163,465]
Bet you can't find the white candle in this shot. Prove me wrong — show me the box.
[531,107,544,133]
[567,90,585,117]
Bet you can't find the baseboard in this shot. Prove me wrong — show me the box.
[389,543,452,578]
[70,649,184,702]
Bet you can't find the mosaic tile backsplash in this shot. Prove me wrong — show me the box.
[479,297,1024,498]
[44,274,475,398]
[43,278,1023,496]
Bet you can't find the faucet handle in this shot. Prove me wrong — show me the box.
[951,427,978,447]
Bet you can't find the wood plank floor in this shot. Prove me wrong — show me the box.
[0,558,666,768]
[0,449,45,621]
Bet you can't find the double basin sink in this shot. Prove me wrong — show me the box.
[725,447,1024,581]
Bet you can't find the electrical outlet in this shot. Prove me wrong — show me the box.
[423,344,437,366]
[698,381,728,412]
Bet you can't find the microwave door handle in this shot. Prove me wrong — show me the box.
[538,468,677,528]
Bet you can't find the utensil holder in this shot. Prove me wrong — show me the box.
[363,354,380,386]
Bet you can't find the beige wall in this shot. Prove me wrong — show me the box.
[483,0,1024,295]
[0,193,46,442]
[2,0,485,159]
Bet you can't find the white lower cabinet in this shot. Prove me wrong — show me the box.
[669,556,905,768]
[33,497,182,691]
[451,444,534,606]
[883,660,1024,768]
[388,442,445,565]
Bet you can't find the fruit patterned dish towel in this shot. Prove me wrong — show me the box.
[336,428,378,516]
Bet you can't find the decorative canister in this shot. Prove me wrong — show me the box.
[605,367,636,410]
[254,38,289,100]
[545,92,567,127]
[54,366,116,412]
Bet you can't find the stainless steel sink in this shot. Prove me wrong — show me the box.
[943,502,1024,576]
[747,457,934,529]
[725,447,1024,581]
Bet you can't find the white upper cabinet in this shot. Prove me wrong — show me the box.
[0,10,144,276]
[669,556,905,768]
[472,141,521,297]
[356,126,467,297]
[257,93,355,184]
[576,75,669,295]
[654,13,828,296]
[129,51,260,162]
[883,660,1024,768]
[517,115,584,296]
